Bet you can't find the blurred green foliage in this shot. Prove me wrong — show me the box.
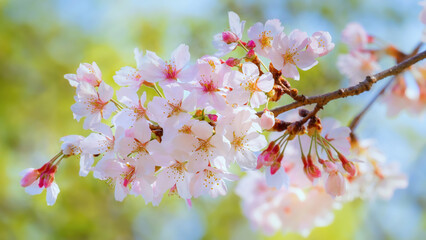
[0,0,421,239]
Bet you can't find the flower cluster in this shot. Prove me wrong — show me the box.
[19,9,415,237]
[236,113,407,236]
[21,11,334,206]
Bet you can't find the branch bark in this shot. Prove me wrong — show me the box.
[260,50,426,117]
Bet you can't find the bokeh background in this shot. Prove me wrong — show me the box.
[1,0,425,239]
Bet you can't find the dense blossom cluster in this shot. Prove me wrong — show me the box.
[236,114,407,236]
[20,8,423,237]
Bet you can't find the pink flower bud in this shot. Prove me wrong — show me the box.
[246,40,256,49]
[260,109,275,130]
[246,49,256,59]
[225,58,240,67]
[325,171,346,197]
[270,162,281,175]
[304,155,322,181]
[207,114,218,122]
[38,165,57,188]
[20,169,40,187]
[222,31,239,44]
[342,161,357,177]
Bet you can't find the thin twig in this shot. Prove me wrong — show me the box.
[348,77,394,131]
[259,50,426,117]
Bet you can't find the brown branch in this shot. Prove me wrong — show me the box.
[259,50,426,117]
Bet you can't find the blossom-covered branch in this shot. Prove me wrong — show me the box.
[266,50,426,117]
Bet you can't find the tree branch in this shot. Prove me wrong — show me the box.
[260,50,426,117]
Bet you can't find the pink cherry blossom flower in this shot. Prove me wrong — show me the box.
[227,62,274,108]
[140,44,196,87]
[213,11,246,57]
[94,156,154,203]
[269,30,318,80]
[20,163,60,206]
[247,19,284,57]
[61,135,94,177]
[64,62,102,87]
[189,63,229,111]
[71,81,117,129]
[325,171,346,197]
[113,48,150,89]
[147,85,196,125]
[113,87,149,129]
[341,22,370,50]
[116,120,156,175]
[337,50,380,85]
[308,31,335,57]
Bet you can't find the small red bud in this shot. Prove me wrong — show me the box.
[222,31,239,44]
[246,40,256,49]
[225,58,240,67]
[342,161,357,177]
[270,162,281,175]
[246,49,256,59]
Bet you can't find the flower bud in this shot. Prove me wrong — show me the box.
[260,109,275,130]
[246,49,256,59]
[225,57,240,67]
[270,162,281,175]
[246,40,256,49]
[298,109,310,117]
[207,114,218,122]
[222,31,239,44]
[325,171,346,197]
[20,169,40,187]
[342,161,357,177]
[38,165,57,188]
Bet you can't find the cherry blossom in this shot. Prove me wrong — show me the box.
[20,163,60,206]
[337,50,379,85]
[141,44,196,87]
[213,11,246,57]
[308,31,335,57]
[71,81,117,129]
[269,30,318,80]
[341,22,370,50]
[113,87,149,129]
[227,62,274,108]
[247,19,284,57]
[64,62,102,87]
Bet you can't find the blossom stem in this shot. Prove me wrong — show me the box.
[308,135,314,155]
[314,132,321,159]
[153,83,164,98]
[237,40,269,72]
[297,135,305,159]
[111,99,124,110]
[321,136,341,156]
[49,151,63,164]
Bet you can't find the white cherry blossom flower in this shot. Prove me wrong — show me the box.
[213,11,246,57]
[64,62,102,87]
[227,62,274,108]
